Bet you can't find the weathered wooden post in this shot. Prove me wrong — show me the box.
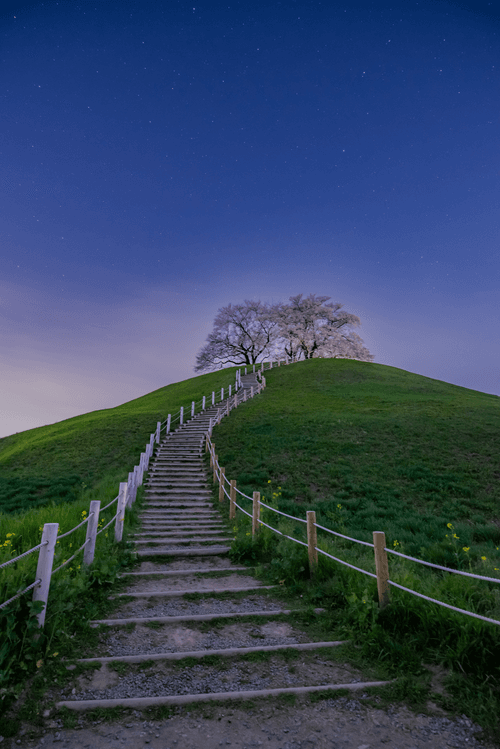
[114,483,128,543]
[212,391,215,406]
[33,523,58,628]
[230,480,236,520]
[221,387,224,402]
[213,454,218,484]
[252,491,260,537]
[166,414,171,434]
[191,401,195,418]
[83,500,101,566]
[226,399,230,416]
[155,421,161,444]
[229,384,232,397]
[127,471,136,505]
[250,386,254,398]
[243,388,247,402]
[219,468,226,502]
[180,406,184,425]
[307,511,318,576]
[202,395,206,410]
[373,531,390,609]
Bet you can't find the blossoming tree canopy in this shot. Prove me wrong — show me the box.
[195,294,373,371]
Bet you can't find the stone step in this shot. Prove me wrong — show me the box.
[134,530,227,537]
[136,546,231,557]
[56,680,391,712]
[119,567,250,578]
[91,607,323,626]
[113,585,275,598]
[133,536,233,545]
[78,640,347,665]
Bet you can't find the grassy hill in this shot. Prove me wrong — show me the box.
[0,367,238,515]
[212,359,500,563]
[209,359,500,731]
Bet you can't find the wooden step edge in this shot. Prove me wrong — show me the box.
[111,585,276,598]
[119,567,252,577]
[90,607,325,626]
[77,640,348,664]
[56,679,392,711]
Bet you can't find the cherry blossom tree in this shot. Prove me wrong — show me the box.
[273,294,373,361]
[194,300,279,372]
[195,294,372,371]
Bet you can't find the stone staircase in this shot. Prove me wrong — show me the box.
[56,372,388,712]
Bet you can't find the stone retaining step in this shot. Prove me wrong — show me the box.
[56,681,392,711]
[119,567,250,577]
[134,531,228,537]
[78,640,347,664]
[113,585,275,598]
[133,537,233,544]
[136,546,231,557]
[91,607,324,627]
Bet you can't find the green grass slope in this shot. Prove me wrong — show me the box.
[211,359,500,732]
[0,367,238,514]
[215,359,500,562]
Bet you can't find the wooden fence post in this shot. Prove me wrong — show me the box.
[307,511,318,576]
[115,483,128,543]
[252,491,260,536]
[127,471,135,506]
[213,454,218,484]
[83,500,100,566]
[219,468,226,502]
[212,391,215,406]
[243,388,247,402]
[155,421,161,444]
[226,399,230,416]
[373,531,390,609]
[191,401,195,418]
[250,386,254,398]
[202,395,206,410]
[180,406,184,425]
[166,414,171,434]
[33,523,58,628]
[229,384,232,397]
[230,480,236,520]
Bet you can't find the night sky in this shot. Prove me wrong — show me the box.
[1,0,499,438]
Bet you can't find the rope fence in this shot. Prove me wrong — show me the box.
[0,365,254,625]
[205,359,500,628]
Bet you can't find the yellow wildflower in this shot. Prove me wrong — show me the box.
[463,547,470,552]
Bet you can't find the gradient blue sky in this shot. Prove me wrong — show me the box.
[1,0,499,438]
